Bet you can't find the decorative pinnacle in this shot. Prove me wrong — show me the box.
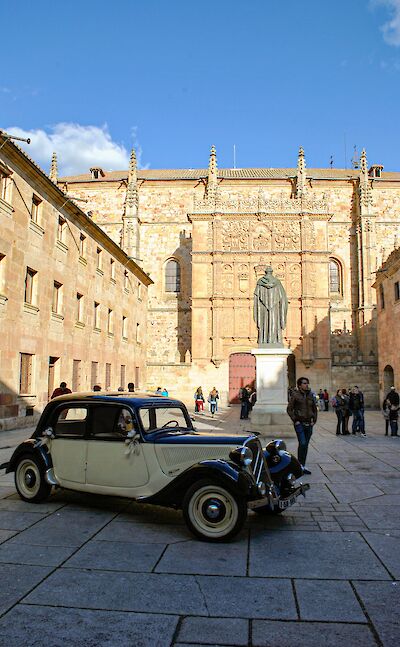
[208,144,218,178]
[49,152,58,183]
[360,148,368,175]
[298,146,306,172]
[296,146,306,198]
[128,147,137,183]
[125,147,138,212]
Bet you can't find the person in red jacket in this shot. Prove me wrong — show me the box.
[50,381,72,399]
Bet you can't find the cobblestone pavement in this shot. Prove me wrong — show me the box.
[0,408,399,646]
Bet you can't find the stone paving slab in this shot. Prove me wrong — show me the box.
[0,541,76,567]
[249,531,391,579]
[155,538,248,576]
[0,605,178,647]
[353,581,400,647]
[294,579,366,622]
[5,509,116,547]
[251,620,377,647]
[196,575,297,619]
[23,569,208,615]
[95,520,190,543]
[362,532,400,578]
[0,529,16,544]
[351,504,400,530]
[0,564,53,615]
[63,540,166,572]
[325,482,384,503]
[177,617,249,645]
[0,510,49,531]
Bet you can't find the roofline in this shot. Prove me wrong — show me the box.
[0,130,153,287]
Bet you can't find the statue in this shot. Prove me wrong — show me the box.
[253,267,288,345]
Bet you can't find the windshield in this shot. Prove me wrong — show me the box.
[139,406,192,433]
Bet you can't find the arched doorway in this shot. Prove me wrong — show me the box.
[383,365,394,396]
[229,353,256,404]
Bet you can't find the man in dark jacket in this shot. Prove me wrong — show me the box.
[287,377,318,474]
[349,386,365,436]
[385,387,399,407]
[51,381,72,399]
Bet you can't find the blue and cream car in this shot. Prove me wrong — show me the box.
[2,393,309,541]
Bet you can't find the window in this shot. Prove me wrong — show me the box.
[123,270,129,290]
[25,267,37,304]
[76,293,84,322]
[20,353,34,394]
[329,259,342,295]
[57,216,66,243]
[0,168,11,201]
[165,259,181,293]
[108,308,113,334]
[110,258,115,280]
[31,195,41,223]
[96,247,102,271]
[138,282,142,300]
[120,364,126,389]
[94,301,100,329]
[52,281,62,314]
[105,363,111,390]
[139,406,189,434]
[122,315,128,339]
[91,361,99,387]
[72,359,81,391]
[136,322,140,342]
[79,233,86,257]
[395,281,400,301]
[53,406,88,438]
[380,284,385,310]
[90,406,134,439]
[0,253,5,294]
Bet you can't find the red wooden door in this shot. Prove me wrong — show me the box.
[229,353,256,404]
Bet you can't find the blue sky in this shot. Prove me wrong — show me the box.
[1,0,400,173]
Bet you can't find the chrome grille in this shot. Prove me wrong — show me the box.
[244,437,270,485]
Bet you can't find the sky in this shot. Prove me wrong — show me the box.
[1,0,400,174]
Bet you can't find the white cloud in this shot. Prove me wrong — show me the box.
[372,0,400,46]
[4,123,147,176]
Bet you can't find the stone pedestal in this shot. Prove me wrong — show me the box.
[250,347,294,439]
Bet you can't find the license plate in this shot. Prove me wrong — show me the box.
[279,494,297,509]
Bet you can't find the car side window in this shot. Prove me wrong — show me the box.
[54,407,88,438]
[90,405,136,440]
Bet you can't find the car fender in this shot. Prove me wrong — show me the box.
[140,459,254,508]
[6,440,52,474]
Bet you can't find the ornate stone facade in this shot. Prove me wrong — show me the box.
[58,147,400,406]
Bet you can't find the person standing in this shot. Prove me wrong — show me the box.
[349,386,366,436]
[287,377,318,474]
[383,399,391,436]
[332,389,346,435]
[127,382,135,392]
[323,389,330,411]
[385,386,400,408]
[318,389,324,411]
[208,388,218,416]
[342,388,351,434]
[389,403,399,437]
[239,386,251,420]
[194,387,205,413]
[51,381,72,399]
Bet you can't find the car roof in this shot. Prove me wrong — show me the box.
[50,392,185,409]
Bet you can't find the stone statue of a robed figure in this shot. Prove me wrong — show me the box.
[253,267,288,346]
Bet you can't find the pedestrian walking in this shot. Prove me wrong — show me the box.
[239,386,251,420]
[287,377,318,474]
[332,389,346,435]
[383,399,391,436]
[208,388,218,416]
[318,389,324,411]
[50,381,72,399]
[194,387,205,413]
[349,386,366,436]
[389,404,399,437]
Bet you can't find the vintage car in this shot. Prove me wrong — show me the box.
[2,393,309,541]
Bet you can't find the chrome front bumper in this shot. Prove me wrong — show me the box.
[248,482,310,510]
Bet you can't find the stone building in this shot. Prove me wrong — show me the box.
[373,247,400,404]
[59,146,400,407]
[0,131,152,429]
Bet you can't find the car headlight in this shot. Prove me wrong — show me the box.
[229,446,253,467]
[257,481,267,496]
[286,473,297,486]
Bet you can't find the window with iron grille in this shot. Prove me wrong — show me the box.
[122,315,128,339]
[105,363,111,390]
[97,247,102,270]
[120,364,126,389]
[57,216,66,242]
[94,301,100,329]
[108,308,113,334]
[91,361,98,388]
[72,359,81,391]
[79,233,86,257]
[52,281,62,314]
[110,258,115,280]
[20,353,33,394]
[395,281,400,301]
[76,293,84,322]
[31,194,41,223]
[165,259,180,293]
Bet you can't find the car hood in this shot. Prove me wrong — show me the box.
[148,430,253,445]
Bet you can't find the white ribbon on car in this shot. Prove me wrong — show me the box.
[34,427,55,448]
[125,430,141,456]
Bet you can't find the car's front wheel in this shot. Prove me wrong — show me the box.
[14,454,52,503]
[182,479,247,541]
